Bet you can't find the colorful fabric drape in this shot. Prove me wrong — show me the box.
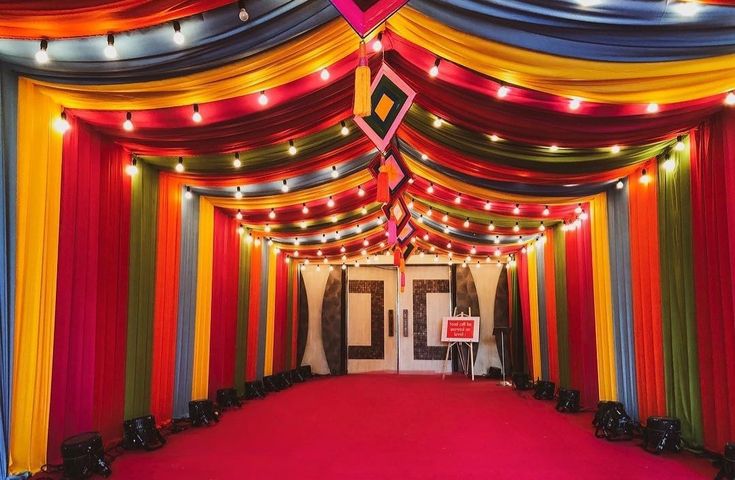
[552,227,570,388]
[691,110,735,451]
[657,138,703,446]
[606,182,638,419]
[542,233,559,384]
[234,238,252,392]
[191,198,214,400]
[47,120,130,463]
[534,243,549,381]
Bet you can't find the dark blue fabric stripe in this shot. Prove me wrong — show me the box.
[0,1,338,83]
[606,183,639,420]
[409,0,735,62]
[0,64,17,480]
[173,190,199,418]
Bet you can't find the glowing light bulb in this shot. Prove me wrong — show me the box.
[104,34,117,59]
[258,91,268,106]
[234,186,243,199]
[53,111,70,133]
[672,1,700,17]
[376,217,383,225]
[191,104,202,123]
[122,112,134,131]
[172,21,185,45]
[543,206,550,216]
[497,85,510,98]
[320,68,330,81]
[611,145,621,154]
[454,194,461,204]
[238,224,245,236]
[184,186,193,199]
[646,102,659,114]
[513,222,520,233]
[539,222,546,232]
[616,179,624,189]
[575,203,583,214]
[357,185,365,197]
[125,157,138,176]
[356,224,362,233]
[484,201,491,210]
[331,215,338,223]
[175,157,185,173]
[488,222,495,231]
[238,1,250,21]
[490,134,500,142]
[233,153,242,168]
[322,235,327,244]
[513,204,520,215]
[281,179,289,193]
[663,156,676,172]
[265,224,271,233]
[549,144,559,152]
[442,213,449,222]
[429,59,440,77]
[35,40,49,64]
[302,203,309,214]
[427,183,435,194]
[331,165,339,178]
[236,210,243,220]
[494,235,500,244]
[640,169,651,184]
[340,246,346,253]
[463,218,470,228]
[446,242,452,249]
[288,141,297,156]
[674,135,686,151]
[726,92,735,106]
[335,231,341,240]
[327,196,335,208]
[269,208,276,219]
[423,233,429,241]
[495,249,501,257]
[443,225,450,234]
[569,98,581,110]
[470,246,477,255]
[433,118,444,129]
[421,153,428,161]
[407,199,414,209]
[300,220,307,229]
[361,206,368,215]
[427,208,433,217]
[372,34,383,52]
[340,122,349,136]
[294,237,300,246]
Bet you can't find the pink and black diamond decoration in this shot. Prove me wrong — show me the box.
[329,0,409,37]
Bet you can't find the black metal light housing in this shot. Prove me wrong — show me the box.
[122,415,166,451]
[216,387,242,410]
[643,416,682,454]
[555,388,581,413]
[297,364,313,380]
[533,380,556,400]
[511,372,533,391]
[188,399,221,427]
[61,432,111,479]
[245,380,267,399]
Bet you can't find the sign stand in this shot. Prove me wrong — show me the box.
[498,330,512,387]
[441,309,477,381]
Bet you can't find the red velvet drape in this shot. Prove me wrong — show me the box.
[691,112,735,451]
[150,174,181,423]
[565,220,599,408]
[517,254,532,373]
[628,163,667,422]
[48,118,130,461]
[209,209,240,395]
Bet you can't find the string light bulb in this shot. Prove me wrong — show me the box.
[646,102,659,114]
[463,218,470,228]
[35,39,49,64]
[640,169,651,184]
[361,205,368,215]
[237,224,245,236]
[234,186,243,199]
[175,156,185,173]
[488,221,495,231]
[539,222,546,232]
[356,224,362,233]
[372,33,383,52]
[258,90,268,106]
[443,225,450,234]
[281,179,289,193]
[53,111,70,134]
[340,121,349,136]
[104,34,117,59]
[569,98,581,110]
[726,91,735,106]
[335,231,341,240]
[497,85,510,98]
[616,179,624,189]
[407,198,414,209]
[454,193,461,204]
[322,234,327,244]
[543,205,550,216]
[674,135,686,151]
[233,152,241,168]
[288,140,297,155]
[433,117,444,128]
[172,21,185,45]
[331,165,339,178]
[269,208,276,219]
[125,156,138,176]
[442,212,449,222]
[302,203,309,214]
[611,144,621,154]
[327,196,335,208]
[191,103,202,123]
[484,201,491,210]
[236,209,243,220]
[429,58,440,77]
[549,144,559,152]
[123,112,134,131]
[494,235,500,244]
[184,186,193,199]
[470,246,477,255]
[513,222,520,233]
[357,185,365,197]
[423,233,429,241]
[320,68,330,81]
[513,204,520,215]
[662,154,676,172]
[238,0,250,21]
[300,220,307,229]
[427,207,433,217]
[490,134,500,142]
[265,224,271,233]
[427,183,435,194]
[421,153,428,161]
[575,203,583,214]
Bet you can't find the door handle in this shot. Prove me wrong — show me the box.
[402,309,409,337]
[388,310,394,337]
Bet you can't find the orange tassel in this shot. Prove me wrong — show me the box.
[353,41,371,117]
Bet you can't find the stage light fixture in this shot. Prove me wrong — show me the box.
[189,400,221,427]
[511,372,533,390]
[717,443,735,479]
[643,417,682,454]
[61,432,112,479]
[593,401,636,441]
[555,389,581,413]
[122,415,166,451]
[216,388,242,410]
[533,380,556,400]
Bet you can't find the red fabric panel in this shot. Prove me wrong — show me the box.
[691,112,735,451]
[49,118,130,461]
[565,220,599,408]
[150,174,181,423]
[517,254,532,373]
[543,233,560,384]
[245,243,263,381]
[628,163,667,421]
[209,209,240,394]
[0,1,231,39]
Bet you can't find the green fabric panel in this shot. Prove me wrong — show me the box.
[234,239,252,393]
[509,265,525,373]
[406,106,674,173]
[553,226,571,388]
[284,262,295,370]
[125,161,159,419]
[656,138,703,447]
[140,123,362,173]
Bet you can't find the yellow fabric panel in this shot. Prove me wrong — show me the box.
[406,157,594,205]
[29,19,358,109]
[590,194,618,401]
[263,247,277,376]
[527,247,542,380]
[10,80,63,474]
[191,197,214,400]
[389,8,735,104]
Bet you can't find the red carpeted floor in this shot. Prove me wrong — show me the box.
[112,374,714,479]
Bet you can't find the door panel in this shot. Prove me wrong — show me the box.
[398,266,452,372]
[347,266,398,373]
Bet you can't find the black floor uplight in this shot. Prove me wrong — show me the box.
[122,415,166,451]
[189,399,221,427]
[511,372,533,390]
[216,388,242,410]
[533,380,555,400]
[60,432,111,479]
[297,365,312,380]
[643,417,682,454]
[593,401,636,441]
[555,389,581,413]
[245,380,267,399]
[717,443,735,480]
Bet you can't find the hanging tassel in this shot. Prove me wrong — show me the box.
[353,41,371,117]
[399,258,406,293]
[376,163,389,203]
[388,217,397,244]
[393,247,402,266]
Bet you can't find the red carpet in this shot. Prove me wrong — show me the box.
[112,375,714,479]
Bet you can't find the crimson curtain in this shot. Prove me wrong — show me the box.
[48,118,130,461]
[565,220,599,408]
[208,209,240,396]
[691,111,735,451]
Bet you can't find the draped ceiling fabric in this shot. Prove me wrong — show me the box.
[0,0,735,474]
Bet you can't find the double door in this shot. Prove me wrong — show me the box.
[346,265,451,373]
